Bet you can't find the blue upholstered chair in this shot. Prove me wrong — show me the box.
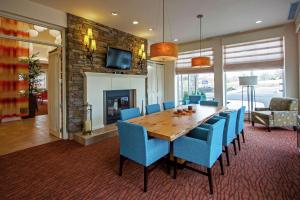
[117,121,170,192]
[236,106,246,150]
[200,100,219,106]
[163,101,175,110]
[173,118,226,194]
[188,95,202,104]
[205,111,238,166]
[146,104,161,115]
[120,107,140,120]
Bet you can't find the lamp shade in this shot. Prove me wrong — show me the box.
[150,42,178,61]
[192,56,211,68]
[239,76,258,86]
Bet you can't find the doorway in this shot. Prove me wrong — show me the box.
[0,14,66,155]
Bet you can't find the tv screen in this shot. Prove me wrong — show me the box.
[106,47,132,70]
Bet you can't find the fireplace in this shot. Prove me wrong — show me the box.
[103,90,135,125]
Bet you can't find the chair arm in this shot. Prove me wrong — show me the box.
[272,111,298,125]
[255,107,269,111]
[174,136,209,163]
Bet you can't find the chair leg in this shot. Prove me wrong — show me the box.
[173,157,177,179]
[207,168,213,194]
[293,126,297,131]
[218,154,224,175]
[242,130,245,143]
[233,139,237,155]
[267,127,271,132]
[237,135,241,151]
[119,155,125,176]
[252,121,254,127]
[225,146,230,166]
[144,166,148,192]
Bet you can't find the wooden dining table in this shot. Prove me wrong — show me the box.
[127,104,224,142]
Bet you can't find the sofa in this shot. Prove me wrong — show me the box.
[251,97,298,132]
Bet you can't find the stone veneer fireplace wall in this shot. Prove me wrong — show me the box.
[66,13,147,134]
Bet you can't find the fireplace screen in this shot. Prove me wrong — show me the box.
[104,90,134,124]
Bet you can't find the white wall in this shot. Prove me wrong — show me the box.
[0,0,67,27]
[167,23,299,106]
[84,72,146,129]
[164,61,176,102]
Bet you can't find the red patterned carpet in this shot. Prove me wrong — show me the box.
[1,124,300,200]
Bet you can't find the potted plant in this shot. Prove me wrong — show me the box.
[20,53,42,118]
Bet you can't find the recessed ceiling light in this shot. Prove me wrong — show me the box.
[174,38,179,42]
[148,28,153,31]
[256,20,262,24]
[112,12,118,16]
[132,21,139,25]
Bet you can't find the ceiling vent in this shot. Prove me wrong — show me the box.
[288,1,300,20]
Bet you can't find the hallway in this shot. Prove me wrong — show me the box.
[0,115,59,155]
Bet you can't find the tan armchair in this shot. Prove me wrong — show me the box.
[251,97,298,132]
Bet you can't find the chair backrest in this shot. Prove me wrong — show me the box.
[146,104,161,115]
[207,119,226,165]
[120,107,140,120]
[163,101,175,110]
[269,97,298,111]
[117,121,147,165]
[236,106,246,134]
[219,111,238,146]
[189,95,202,104]
[200,100,219,106]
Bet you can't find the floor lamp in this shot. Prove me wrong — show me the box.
[239,76,257,123]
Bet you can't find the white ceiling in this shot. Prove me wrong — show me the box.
[30,0,295,44]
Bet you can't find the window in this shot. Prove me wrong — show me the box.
[176,73,215,104]
[175,48,215,104]
[224,37,284,110]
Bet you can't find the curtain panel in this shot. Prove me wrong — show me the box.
[0,18,29,119]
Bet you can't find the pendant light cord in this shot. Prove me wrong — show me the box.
[199,15,202,56]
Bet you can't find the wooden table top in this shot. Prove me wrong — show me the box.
[127,104,223,141]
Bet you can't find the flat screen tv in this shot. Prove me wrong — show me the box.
[106,47,132,70]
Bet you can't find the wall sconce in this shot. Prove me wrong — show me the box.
[83,28,96,65]
[137,44,146,69]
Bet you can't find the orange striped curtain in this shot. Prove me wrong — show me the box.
[0,18,30,119]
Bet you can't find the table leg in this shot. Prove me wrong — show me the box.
[167,141,173,174]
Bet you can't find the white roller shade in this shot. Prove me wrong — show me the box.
[224,37,284,71]
[176,48,214,74]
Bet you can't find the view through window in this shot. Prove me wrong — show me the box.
[226,69,284,110]
[176,73,214,103]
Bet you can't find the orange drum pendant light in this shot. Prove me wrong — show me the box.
[150,0,178,61]
[192,14,211,67]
